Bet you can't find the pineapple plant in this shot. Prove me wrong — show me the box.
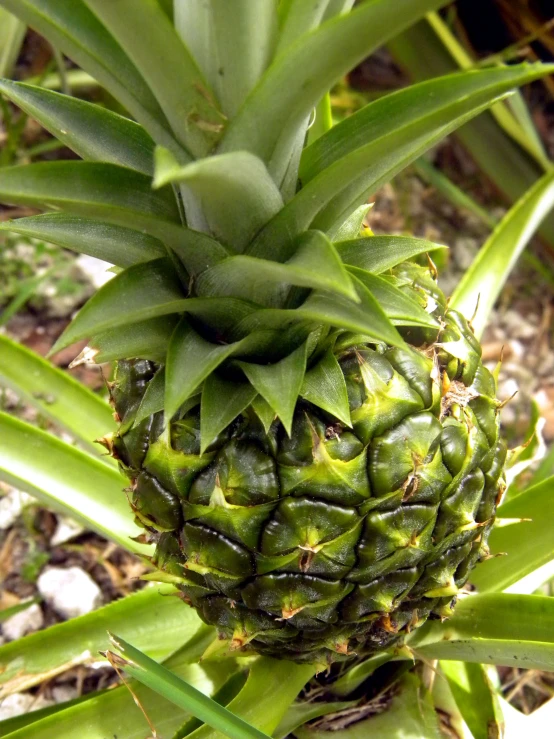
[1,2,554,735]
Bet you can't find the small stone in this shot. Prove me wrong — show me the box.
[2,603,44,641]
[0,693,51,720]
[502,309,537,341]
[454,237,479,270]
[75,254,114,288]
[50,517,85,547]
[0,489,33,530]
[52,685,79,704]
[37,567,102,619]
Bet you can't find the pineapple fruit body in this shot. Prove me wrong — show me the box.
[108,262,505,665]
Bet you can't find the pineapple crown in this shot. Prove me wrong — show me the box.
[0,0,552,452]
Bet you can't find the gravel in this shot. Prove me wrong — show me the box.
[1,602,44,641]
[37,566,102,620]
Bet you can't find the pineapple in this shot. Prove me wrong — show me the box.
[5,0,550,667]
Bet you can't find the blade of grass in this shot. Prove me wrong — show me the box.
[0,7,25,77]
[108,634,270,739]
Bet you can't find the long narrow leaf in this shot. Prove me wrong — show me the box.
[83,0,221,157]
[0,0,180,153]
[0,80,155,175]
[176,1,277,118]
[0,585,200,697]
[0,7,25,77]
[0,335,115,455]
[0,214,165,268]
[219,0,448,181]
[440,661,503,739]
[0,412,145,553]
[470,476,554,593]
[450,169,554,337]
[109,634,270,739]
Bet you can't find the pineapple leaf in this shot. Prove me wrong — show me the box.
[0,160,179,230]
[250,63,554,260]
[92,317,179,364]
[0,79,155,174]
[196,230,358,305]
[440,661,503,739]
[134,368,166,425]
[153,148,283,251]
[165,319,244,421]
[470,476,554,594]
[331,203,372,241]
[49,258,186,355]
[0,161,230,273]
[348,267,440,328]
[83,0,222,158]
[450,169,554,338]
[200,376,258,454]
[251,395,277,434]
[175,1,277,119]
[0,0,180,154]
[238,342,308,435]
[239,280,405,348]
[0,7,25,78]
[275,0,330,55]
[0,411,147,553]
[0,214,165,268]
[300,350,351,427]
[220,0,448,182]
[0,334,115,456]
[336,234,447,273]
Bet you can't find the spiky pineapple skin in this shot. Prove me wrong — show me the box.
[108,262,505,665]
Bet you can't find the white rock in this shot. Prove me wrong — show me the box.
[37,567,102,619]
[75,254,114,288]
[52,685,79,704]
[0,489,33,530]
[0,693,52,720]
[2,603,44,641]
[50,517,85,546]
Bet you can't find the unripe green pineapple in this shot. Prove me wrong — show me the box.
[100,259,505,665]
[4,0,543,668]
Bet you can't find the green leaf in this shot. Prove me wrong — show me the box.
[470,476,554,594]
[327,653,394,698]
[154,148,283,251]
[336,234,447,273]
[440,661,503,739]
[0,214,165,268]
[408,593,554,670]
[49,258,185,354]
[166,319,242,420]
[293,674,441,739]
[388,20,554,252]
[349,267,440,328]
[252,64,554,260]
[92,316,179,364]
[0,585,200,696]
[0,7,25,78]
[239,342,307,434]
[0,161,180,232]
[187,657,316,739]
[450,170,554,338]
[0,412,146,553]
[200,376,257,453]
[109,634,270,739]
[0,335,115,455]
[276,0,329,54]
[197,230,358,305]
[175,1,277,119]
[273,700,356,739]
[300,350,351,427]
[251,395,276,434]
[331,203,371,241]
[239,279,405,349]
[220,0,448,182]
[0,80,155,175]
[0,628,234,739]
[83,0,221,158]
[0,0,179,152]
[134,367,166,426]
